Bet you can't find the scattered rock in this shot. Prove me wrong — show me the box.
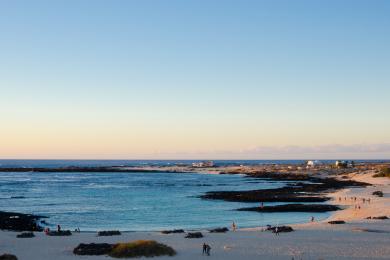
[185,232,203,238]
[0,254,18,260]
[161,229,185,234]
[266,226,294,233]
[238,204,340,213]
[209,227,229,233]
[372,191,384,197]
[47,230,72,236]
[201,176,369,203]
[73,243,113,255]
[328,220,345,224]
[16,232,34,238]
[372,216,389,220]
[0,211,45,231]
[97,230,121,236]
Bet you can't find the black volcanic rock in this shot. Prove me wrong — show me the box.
[97,230,121,236]
[0,254,18,260]
[266,226,294,233]
[201,176,369,204]
[73,243,113,255]
[16,232,35,238]
[47,230,72,236]
[0,211,45,231]
[161,229,185,234]
[185,232,203,238]
[372,191,384,197]
[237,204,341,213]
[209,227,229,233]
[372,216,389,220]
[328,220,346,224]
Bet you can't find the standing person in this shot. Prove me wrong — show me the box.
[206,244,211,256]
[275,226,279,235]
[232,221,236,231]
[202,243,207,255]
[57,224,61,232]
[311,216,315,222]
[260,202,264,209]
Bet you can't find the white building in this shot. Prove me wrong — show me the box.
[307,160,323,168]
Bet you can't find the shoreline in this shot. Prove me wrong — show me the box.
[1,165,387,232]
[1,167,389,259]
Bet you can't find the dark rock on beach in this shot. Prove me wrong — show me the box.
[237,204,341,213]
[266,226,294,233]
[372,191,384,197]
[185,232,203,238]
[16,232,35,238]
[209,227,229,233]
[73,243,114,255]
[161,229,185,234]
[97,230,121,236]
[372,216,389,220]
[0,211,45,231]
[47,230,72,236]
[328,220,346,224]
[201,174,369,204]
[0,254,18,260]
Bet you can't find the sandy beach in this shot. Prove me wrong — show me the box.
[1,171,389,260]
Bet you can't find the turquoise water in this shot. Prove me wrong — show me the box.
[0,170,331,231]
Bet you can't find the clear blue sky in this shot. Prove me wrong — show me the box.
[0,0,389,159]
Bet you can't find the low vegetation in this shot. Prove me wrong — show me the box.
[108,240,176,258]
[373,167,390,178]
[74,240,176,258]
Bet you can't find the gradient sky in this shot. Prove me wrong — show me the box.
[0,0,389,159]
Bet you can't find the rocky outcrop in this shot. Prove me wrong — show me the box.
[237,204,340,213]
[47,230,72,236]
[0,254,17,260]
[185,232,203,238]
[366,216,389,220]
[161,229,185,234]
[266,226,294,233]
[97,230,121,236]
[372,191,384,197]
[328,220,345,224]
[73,243,113,255]
[209,227,229,233]
[0,211,45,231]
[16,232,35,238]
[201,175,369,204]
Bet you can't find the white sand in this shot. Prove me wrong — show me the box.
[1,171,389,260]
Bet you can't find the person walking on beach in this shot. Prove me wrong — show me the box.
[202,243,207,255]
[206,244,211,256]
[311,216,315,222]
[57,224,61,232]
[232,221,237,231]
[275,226,279,235]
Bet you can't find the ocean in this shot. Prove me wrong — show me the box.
[2,159,380,231]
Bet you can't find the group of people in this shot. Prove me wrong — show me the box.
[202,243,212,256]
[338,196,371,204]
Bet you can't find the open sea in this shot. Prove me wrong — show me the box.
[0,159,386,231]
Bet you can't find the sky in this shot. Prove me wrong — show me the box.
[0,0,389,159]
